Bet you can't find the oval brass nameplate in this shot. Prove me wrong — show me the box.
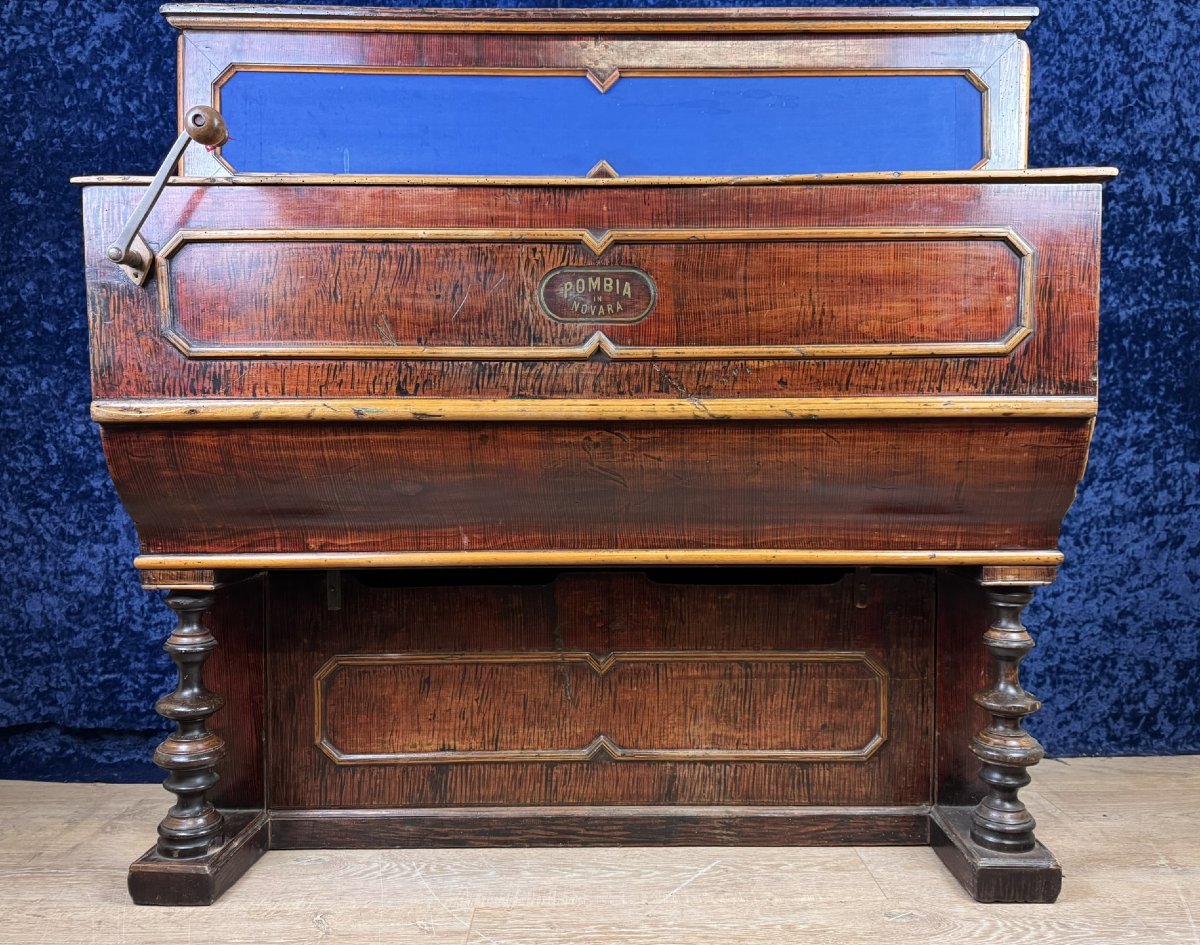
[538,266,657,324]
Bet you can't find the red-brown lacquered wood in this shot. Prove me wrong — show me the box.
[202,574,267,810]
[77,3,1112,910]
[163,236,1024,355]
[168,12,1032,177]
[100,418,1092,556]
[318,652,884,762]
[266,569,933,809]
[934,570,992,807]
[81,179,1103,401]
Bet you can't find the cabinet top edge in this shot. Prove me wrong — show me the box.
[160,4,1040,33]
[72,167,1118,187]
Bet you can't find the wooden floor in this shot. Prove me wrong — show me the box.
[0,757,1197,944]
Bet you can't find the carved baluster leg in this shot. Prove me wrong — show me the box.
[129,577,270,906]
[970,586,1043,852]
[153,591,226,857]
[930,572,1061,903]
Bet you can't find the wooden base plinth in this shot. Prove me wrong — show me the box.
[127,810,269,906]
[931,805,1062,903]
[269,805,931,849]
[127,806,1064,905]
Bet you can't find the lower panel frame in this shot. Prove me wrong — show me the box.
[268,804,932,848]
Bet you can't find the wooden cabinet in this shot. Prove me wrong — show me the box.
[76,4,1113,906]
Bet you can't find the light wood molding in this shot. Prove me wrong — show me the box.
[313,649,888,765]
[978,565,1060,586]
[134,550,1066,571]
[92,396,1099,424]
[162,5,1040,34]
[153,225,1034,362]
[139,568,220,591]
[71,167,1119,188]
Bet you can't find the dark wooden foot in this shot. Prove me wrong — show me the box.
[931,806,1061,903]
[971,586,1044,853]
[269,804,932,848]
[128,810,269,906]
[929,579,1061,903]
[153,592,226,857]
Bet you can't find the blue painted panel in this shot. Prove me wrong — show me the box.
[220,72,984,175]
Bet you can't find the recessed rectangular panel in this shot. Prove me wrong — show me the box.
[316,651,886,763]
[265,569,935,808]
[218,72,985,175]
[83,179,1104,399]
[159,229,1028,360]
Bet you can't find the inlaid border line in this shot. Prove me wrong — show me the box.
[154,225,1034,362]
[92,396,1099,424]
[312,649,888,765]
[132,549,1067,571]
[208,64,992,175]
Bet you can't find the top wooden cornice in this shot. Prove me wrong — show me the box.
[159,4,1040,34]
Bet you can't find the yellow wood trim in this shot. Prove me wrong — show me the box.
[977,565,1059,587]
[168,18,1037,34]
[154,225,1034,362]
[134,550,1066,571]
[968,68,992,169]
[214,65,993,80]
[313,650,887,765]
[91,396,1098,424]
[155,224,1030,259]
[70,167,1119,188]
[162,6,1039,34]
[159,334,1033,362]
[140,581,221,591]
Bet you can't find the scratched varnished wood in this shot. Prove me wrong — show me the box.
[82,180,1104,401]
[1,756,1195,943]
[100,418,1092,555]
[73,2,1116,909]
[167,11,1034,177]
[201,574,266,811]
[264,569,932,809]
[163,236,1023,354]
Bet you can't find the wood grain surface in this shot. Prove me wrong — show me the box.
[265,569,933,809]
[2,756,1194,944]
[100,418,1092,556]
[82,179,1103,400]
[166,11,1033,176]
[158,230,1027,359]
[73,2,1118,912]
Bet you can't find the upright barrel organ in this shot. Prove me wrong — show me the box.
[77,3,1113,905]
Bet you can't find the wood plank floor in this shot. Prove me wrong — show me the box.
[0,757,1197,944]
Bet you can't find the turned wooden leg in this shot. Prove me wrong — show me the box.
[970,586,1044,852]
[930,571,1061,903]
[129,578,270,906]
[153,591,226,858]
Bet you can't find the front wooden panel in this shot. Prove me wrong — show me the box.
[101,418,1092,555]
[171,15,1030,176]
[161,230,1026,359]
[317,652,886,763]
[83,180,1102,399]
[266,569,933,808]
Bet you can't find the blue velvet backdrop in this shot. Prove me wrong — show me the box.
[0,0,1196,781]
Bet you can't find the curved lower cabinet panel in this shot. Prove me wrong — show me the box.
[100,418,1092,556]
